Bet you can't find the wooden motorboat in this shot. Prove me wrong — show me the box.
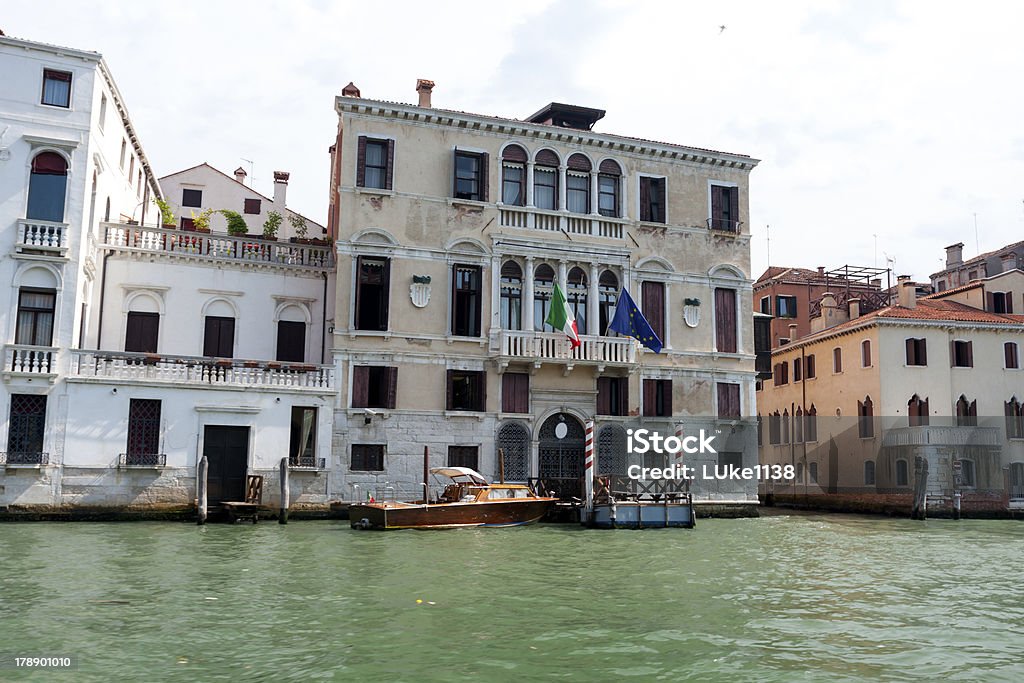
[349,467,557,530]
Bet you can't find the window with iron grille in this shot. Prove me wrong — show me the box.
[448,445,479,470]
[351,444,384,471]
[7,394,47,462]
[290,406,317,467]
[126,399,161,464]
[496,422,530,481]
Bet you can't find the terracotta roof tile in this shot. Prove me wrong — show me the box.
[922,280,983,299]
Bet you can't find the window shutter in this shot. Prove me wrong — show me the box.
[478,153,489,202]
[950,340,956,366]
[502,374,514,412]
[919,340,927,366]
[517,374,529,413]
[379,259,391,331]
[639,178,651,221]
[386,367,398,409]
[641,281,665,342]
[385,139,395,190]
[477,371,487,412]
[352,366,369,408]
[729,187,739,228]
[618,378,629,417]
[714,288,737,353]
[643,379,656,417]
[597,377,610,415]
[966,341,974,367]
[986,291,995,312]
[664,380,673,416]
[905,338,915,365]
[1007,296,1014,314]
[711,186,722,227]
[1005,343,1013,369]
[863,341,871,367]
[446,370,454,411]
[356,136,367,187]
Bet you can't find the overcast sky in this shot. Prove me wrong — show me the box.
[7,1,1022,281]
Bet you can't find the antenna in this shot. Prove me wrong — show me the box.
[240,158,255,187]
[873,233,878,267]
[973,212,980,255]
[765,224,771,266]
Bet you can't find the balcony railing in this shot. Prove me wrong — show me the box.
[499,330,636,366]
[16,219,67,253]
[290,456,327,470]
[882,425,1001,448]
[102,224,333,270]
[70,351,335,391]
[499,207,626,240]
[118,453,167,467]
[0,452,49,466]
[706,217,741,233]
[3,344,57,376]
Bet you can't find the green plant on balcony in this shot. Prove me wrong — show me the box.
[155,198,175,227]
[288,213,308,241]
[191,208,214,233]
[219,209,248,236]
[263,211,282,240]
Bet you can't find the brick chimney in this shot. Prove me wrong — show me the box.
[849,298,861,319]
[341,82,361,97]
[416,79,435,108]
[817,266,826,276]
[898,275,916,309]
[273,171,289,208]
[233,166,247,184]
[945,242,964,268]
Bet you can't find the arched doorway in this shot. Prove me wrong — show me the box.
[538,413,585,499]
[1010,463,1024,501]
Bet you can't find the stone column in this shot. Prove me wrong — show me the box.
[588,263,600,336]
[523,256,535,331]
[491,254,502,331]
[558,165,567,212]
[590,172,600,215]
[558,260,568,295]
[525,162,535,208]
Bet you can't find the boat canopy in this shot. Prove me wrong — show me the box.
[429,467,488,485]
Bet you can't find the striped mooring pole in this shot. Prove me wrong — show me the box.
[584,419,595,520]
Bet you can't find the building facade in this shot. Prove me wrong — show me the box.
[931,240,1024,293]
[328,84,761,511]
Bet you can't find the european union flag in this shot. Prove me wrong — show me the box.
[608,287,663,353]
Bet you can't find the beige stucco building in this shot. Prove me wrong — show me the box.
[328,82,761,511]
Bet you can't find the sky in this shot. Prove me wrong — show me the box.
[6,0,1023,282]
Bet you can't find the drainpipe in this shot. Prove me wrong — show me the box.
[96,249,112,349]
[321,272,328,364]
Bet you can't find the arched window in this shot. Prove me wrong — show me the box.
[1006,397,1024,439]
[567,266,588,335]
[598,270,618,336]
[499,260,523,330]
[597,424,628,475]
[533,150,559,210]
[806,404,818,442]
[956,395,977,427]
[861,339,872,367]
[769,410,781,445]
[496,422,530,482]
[598,159,621,217]
[533,264,555,332]
[960,459,976,487]
[808,461,818,484]
[895,459,909,487]
[27,152,69,222]
[782,409,790,444]
[566,154,591,214]
[857,396,874,437]
[908,394,929,427]
[864,460,875,486]
[795,406,804,443]
[501,145,527,206]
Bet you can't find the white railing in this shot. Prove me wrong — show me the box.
[70,350,335,391]
[4,344,57,375]
[499,207,625,239]
[101,223,333,269]
[882,425,1001,448]
[17,219,67,251]
[499,331,636,364]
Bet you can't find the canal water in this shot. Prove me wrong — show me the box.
[1,515,1022,682]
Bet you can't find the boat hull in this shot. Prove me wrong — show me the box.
[349,499,555,530]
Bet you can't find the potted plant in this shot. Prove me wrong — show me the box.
[262,211,282,241]
[288,213,309,243]
[191,208,213,233]
[155,198,176,228]
[219,209,249,237]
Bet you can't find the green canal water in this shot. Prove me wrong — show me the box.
[1,515,1023,682]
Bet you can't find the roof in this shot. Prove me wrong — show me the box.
[754,266,884,289]
[430,467,488,485]
[922,280,983,299]
[930,239,1024,278]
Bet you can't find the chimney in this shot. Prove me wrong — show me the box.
[788,323,798,342]
[273,171,289,208]
[897,275,916,309]
[817,266,826,276]
[848,298,861,319]
[945,242,964,268]
[341,82,361,97]
[416,79,435,108]
[233,167,247,184]
[1002,254,1017,273]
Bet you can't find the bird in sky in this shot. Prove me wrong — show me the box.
[719,25,726,33]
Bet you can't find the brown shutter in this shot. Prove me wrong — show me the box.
[863,341,871,367]
[380,258,391,331]
[503,144,528,162]
[477,370,487,412]
[714,288,737,353]
[385,139,395,190]
[906,338,915,365]
[356,136,367,187]
[567,154,592,172]
[1007,296,1014,314]
[966,341,974,367]
[1006,343,1013,369]
[446,370,454,411]
[642,281,665,341]
[354,256,364,327]
[986,291,995,312]
[352,366,369,408]
[618,378,629,417]
[729,186,740,230]
[386,367,398,409]
[664,380,673,416]
[919,340,927,366]
[710,186,722,227]
[639,178,651,221]
[502,374,513,412]
[643,379,656,417]
[517,374,529,413]
[597,377,610,415]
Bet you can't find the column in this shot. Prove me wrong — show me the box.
[525,162,535,208]
[588,263,600,337]
[663,282,671,350]
[523,256,535,331]
[590,172,599,215]
[558,165,567,212]
[557,260,568,295]
[490,254,501,332]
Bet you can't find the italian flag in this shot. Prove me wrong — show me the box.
[546,283,581,349]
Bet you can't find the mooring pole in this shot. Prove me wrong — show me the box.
[583,419,595,524]
[911,455,928,520]
[498,448,506,484]
[197,455,208,526]
[423,446,430,503]
[953,490,962,520]
[279,457,290,524]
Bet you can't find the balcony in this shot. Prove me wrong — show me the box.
[499,207,626,240]
[498,330,636,373]
[290,456,327,470]
[0,452,50,466]
[15,219,67,256]
[101,224,333,272]
[3,344,58,381]
[882,425,1001,448]
[70,351,335,392]
[118,453,167,468]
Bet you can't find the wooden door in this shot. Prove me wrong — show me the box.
[203,426,249,503]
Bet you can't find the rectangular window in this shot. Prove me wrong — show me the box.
[452,265,482,337]
[768,413,781,445]
[502,163,524,205]
[952,340,973,368]
[862,340,872,367]
[858,400,874,438]
[793,358,802,382]
[7,394,47,462]
[453,150,487,202]
[276,320,306,362]
[357,137,393,190]
[643,379,673,417]
[289,406,317,467]
[41,69,72,107]
[990,291,1013,314]
[1006,342,1020,369]
[351,366,398,409]
[533,167,557,210]
[710,184,740,231]
[597,376,628,416]
[501,372,529,413]
[566,173,590,214]
[351,444,384,471]
[355,256,390,331]
[833,348,843,373]
[775,295,797,318]
[718,451,743,472]
[447,370,486,411]
[714,287,737,353]
[639,176,666,223]
[243,198,261,214]
[181,188,203,208]
[598,174,619,217]
[15,289,56,346]
[203,316,235,358]
[717,382,741,418]
[180,217,195,231]
[125,312,159,353]
[905,338,928,366]
[448,445,479,470]
[99,93,107,130]
[120,139,127,169]
[759,296,771,315]
[129,155,135,179]
[641,281,665,344]
[126,399,161,464]
[805,354,816,379]
[773,362,789,386]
